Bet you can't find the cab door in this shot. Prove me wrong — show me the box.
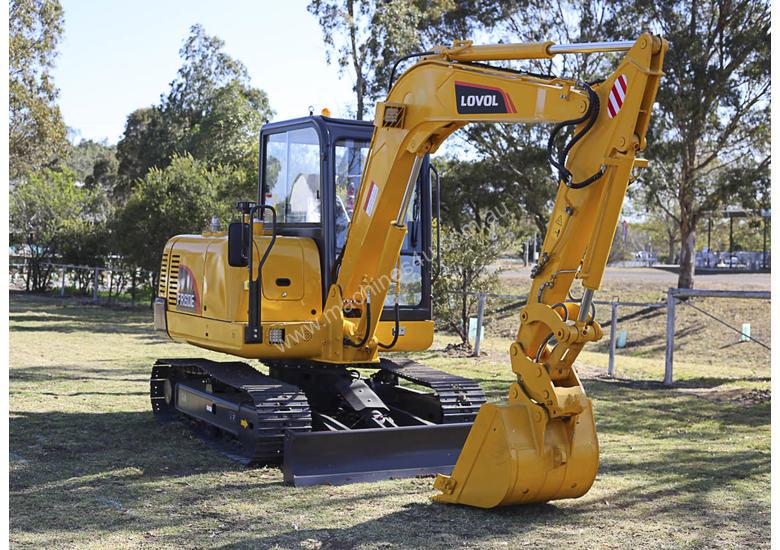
[330,132,432,323]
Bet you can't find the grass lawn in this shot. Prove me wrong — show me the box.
[9,290,770,549]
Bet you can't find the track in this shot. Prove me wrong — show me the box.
[150,358,312,464]
[374,358,487,424]
[150,357,486,472]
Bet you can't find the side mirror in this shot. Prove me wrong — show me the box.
[227,222,250,267]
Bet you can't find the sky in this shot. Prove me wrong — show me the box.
[55,0,357,144]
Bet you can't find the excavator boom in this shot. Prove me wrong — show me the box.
[323,34,667,506]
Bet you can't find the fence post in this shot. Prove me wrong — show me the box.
[131,269,137,307]
[93,267,99,303]
[608,301,618,377]
[60,268,66,298]
[473,292,486,357]
[664,288,676,386]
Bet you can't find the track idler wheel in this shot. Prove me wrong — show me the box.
[432,383,599,508]
[150,362,177,421]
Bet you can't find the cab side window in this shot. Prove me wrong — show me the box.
[264,127,321,223]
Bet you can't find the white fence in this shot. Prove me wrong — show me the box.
[10,262,155,306]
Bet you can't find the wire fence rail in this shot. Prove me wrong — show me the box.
[664,288,771,384]
[10,262,155,306]
[446,287,770,385]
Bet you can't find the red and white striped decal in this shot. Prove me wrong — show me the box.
[607,74,628,118]
[363,181,379,216]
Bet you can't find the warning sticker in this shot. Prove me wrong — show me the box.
[607,74,628,118]
[364,181,379,216]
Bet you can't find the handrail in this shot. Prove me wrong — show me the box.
[244,203,277,344]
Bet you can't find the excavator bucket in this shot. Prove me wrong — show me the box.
[432,391,599,508]
[283,423,472,486]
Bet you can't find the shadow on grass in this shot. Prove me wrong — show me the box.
[10,364,149,384]
[589,375,771,391]
[9,411,240,491]
[10,290,153,335]
[9,394,769,545]
[11,316,153,335]
[223,440,769,549]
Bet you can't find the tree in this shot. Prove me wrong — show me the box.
[115,107,172,194]
[9,0,67,179]
[162,24,272,173]
[65,138,119,196]
[432,155,538,255]
[58,218,111,294]
[115,25,273,198]
[184,81,268,199]
[636,209,680,263]
[460,0,629,237]
[433,223,509,344]
[163,24,252,117]
[114,155,236,274]
[65,139,113,180]
[458,125,555,234]
[10,169,86,291]
[308,0,503,119]
[631,0,770,288]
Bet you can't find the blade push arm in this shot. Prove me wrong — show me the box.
[321,34,667,370]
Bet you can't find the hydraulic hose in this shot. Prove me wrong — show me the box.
[547,82,605,189]
[344,290,372,348]
[388,51,434,93]
[378,302,401,349]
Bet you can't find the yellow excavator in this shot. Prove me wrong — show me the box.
[151,34,667,508]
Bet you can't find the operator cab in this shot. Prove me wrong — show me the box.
[258,115,433,323]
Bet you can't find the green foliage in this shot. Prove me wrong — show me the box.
[65,139,118,193]
[635,210,680,263]
[163,24,251,116]
[457,125,555,234]
[696,214,770,255]
[433,156,538,257]
[461,0,629,238]
[65,139,112,180]
[9,0,67,179]
[115,107,172,190]
[114,155,236,272]
[184,81,267,198]
[496,0,625,78]
[433,223,509,343]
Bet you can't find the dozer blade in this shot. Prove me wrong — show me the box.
[282,423,472,486]
[432,393,599,508]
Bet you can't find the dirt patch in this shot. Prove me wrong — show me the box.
[440,341,474,357]
[679,387,772,405]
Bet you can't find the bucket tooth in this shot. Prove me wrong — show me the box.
[432,389,598,508]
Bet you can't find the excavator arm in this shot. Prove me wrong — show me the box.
[319,34,667,507]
